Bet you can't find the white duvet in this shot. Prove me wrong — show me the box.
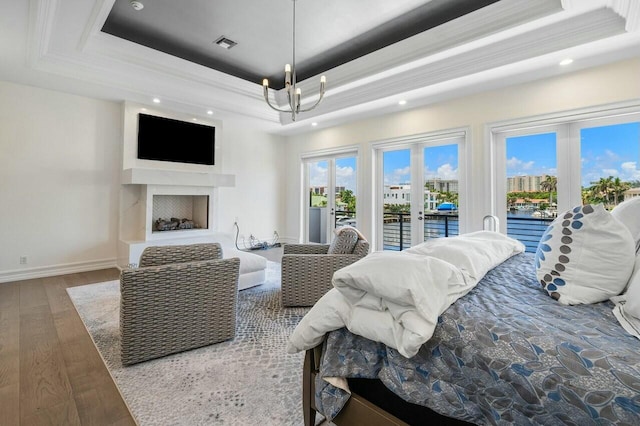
[287,231,525,358]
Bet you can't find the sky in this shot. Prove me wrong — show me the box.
[308,157,357,192]
[383,144,459,185]
[507,122,640,187]
[308,122,639,191]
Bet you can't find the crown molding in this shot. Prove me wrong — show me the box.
[20,0,640,133]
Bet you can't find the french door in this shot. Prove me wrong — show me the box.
[376,133,465,250]
[303,152,358,243]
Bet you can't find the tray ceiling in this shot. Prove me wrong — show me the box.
[1,0,639,133]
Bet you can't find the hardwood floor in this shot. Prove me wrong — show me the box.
[0,269,136,426]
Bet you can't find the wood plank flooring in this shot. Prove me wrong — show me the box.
[0,269,136,426]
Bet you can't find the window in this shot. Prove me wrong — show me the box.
[492,108,640,251]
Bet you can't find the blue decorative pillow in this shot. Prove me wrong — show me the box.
[535,204,635,305]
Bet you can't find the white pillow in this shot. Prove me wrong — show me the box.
[612,253,640,338]
[535,204,635,305]
[611,197,640,253]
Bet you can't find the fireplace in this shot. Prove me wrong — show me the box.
[118,168,235,268]
[152,195,209,232]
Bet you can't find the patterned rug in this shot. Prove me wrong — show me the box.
[67,262,312,425]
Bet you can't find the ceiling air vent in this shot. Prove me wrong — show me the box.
[214,36,237,50]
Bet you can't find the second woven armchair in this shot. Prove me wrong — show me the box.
[281,227,369,307]
[120,243,240,365]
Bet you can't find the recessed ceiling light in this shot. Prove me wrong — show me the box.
[130,1,144,11]
[192,118,198,121]
[559,58,573,66]
[398,100,407,105]
[207,110,213,115]
[214,36,237,50]
[141,108,147,111]
[152,98,160,103]
[311,122,318,127]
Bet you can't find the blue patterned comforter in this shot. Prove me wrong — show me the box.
[316,253,640,425]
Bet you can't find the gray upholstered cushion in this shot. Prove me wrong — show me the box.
[328,228,359,254]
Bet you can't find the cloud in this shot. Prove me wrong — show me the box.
[335,165,356,191]
[506,156,534,172]
[385,166,411,184]
[309,162,327,187]
[601,169,619,177]
[621,161,640,181]
[425,163,458,180]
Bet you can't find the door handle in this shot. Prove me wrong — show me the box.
[418,211,423,221]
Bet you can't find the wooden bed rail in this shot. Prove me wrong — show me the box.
[303,345,409,426]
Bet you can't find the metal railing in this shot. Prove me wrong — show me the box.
[382,213,551,252]
[335,210,356,228]
[506,216,553,253]
[383,212,459,251]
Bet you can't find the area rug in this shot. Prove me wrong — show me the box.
[67,262,312,425]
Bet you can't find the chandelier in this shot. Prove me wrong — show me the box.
[262,0,326,122]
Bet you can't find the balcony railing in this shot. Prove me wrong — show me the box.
[383,212,459,251]
[382,213,551,253]
[506,216,553,253]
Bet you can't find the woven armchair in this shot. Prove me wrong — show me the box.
[120,243,240,365]
[281,239,369,307]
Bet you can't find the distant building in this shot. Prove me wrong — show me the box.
[507,175,550,192]
[383,184,439,210]
[624,187,640,200]
[426,179,459,194]
[310,186,345,195]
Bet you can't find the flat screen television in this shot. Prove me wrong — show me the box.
[137,113,215,165]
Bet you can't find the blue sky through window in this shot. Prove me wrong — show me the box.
[506,123,640,187]
[309,157,357,191]
[383,145,459,185]
[581,122,640,187]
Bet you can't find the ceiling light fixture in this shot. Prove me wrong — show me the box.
[311,122,318,127]
[398,100,407,105]
[207,110,213,115]
[262,0,325,122]
[130,1,144,11]
[559,58,573,66]
[152,98,160,103]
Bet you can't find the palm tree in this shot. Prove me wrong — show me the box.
[611,177,630,206]
[540,175,557,206]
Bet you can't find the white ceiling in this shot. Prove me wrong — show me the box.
[1,0,640,135]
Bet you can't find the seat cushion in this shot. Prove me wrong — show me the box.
[225,249,267,274]
[328,228,359,254]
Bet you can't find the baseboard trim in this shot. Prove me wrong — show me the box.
[0,258,118,283]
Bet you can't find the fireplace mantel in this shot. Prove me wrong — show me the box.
[122,168,235,187]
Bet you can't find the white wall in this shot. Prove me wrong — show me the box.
[283,58,640,247]
[0,81,122,281]
[0,83,286,282]
[218,120,287,244]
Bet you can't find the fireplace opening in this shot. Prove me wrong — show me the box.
[152,195,209,233]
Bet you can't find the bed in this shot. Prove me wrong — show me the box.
[301,252,640,425]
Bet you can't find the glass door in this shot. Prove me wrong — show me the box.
[307,159,329,243]
[381,149,412,250]
[377,133,465,251]
[304,154,358,243]
[422,143,460,242]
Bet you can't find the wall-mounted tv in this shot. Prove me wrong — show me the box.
[137,113,215,166]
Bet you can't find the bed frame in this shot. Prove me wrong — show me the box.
[303,345,472,426]
[303,345,409,426]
